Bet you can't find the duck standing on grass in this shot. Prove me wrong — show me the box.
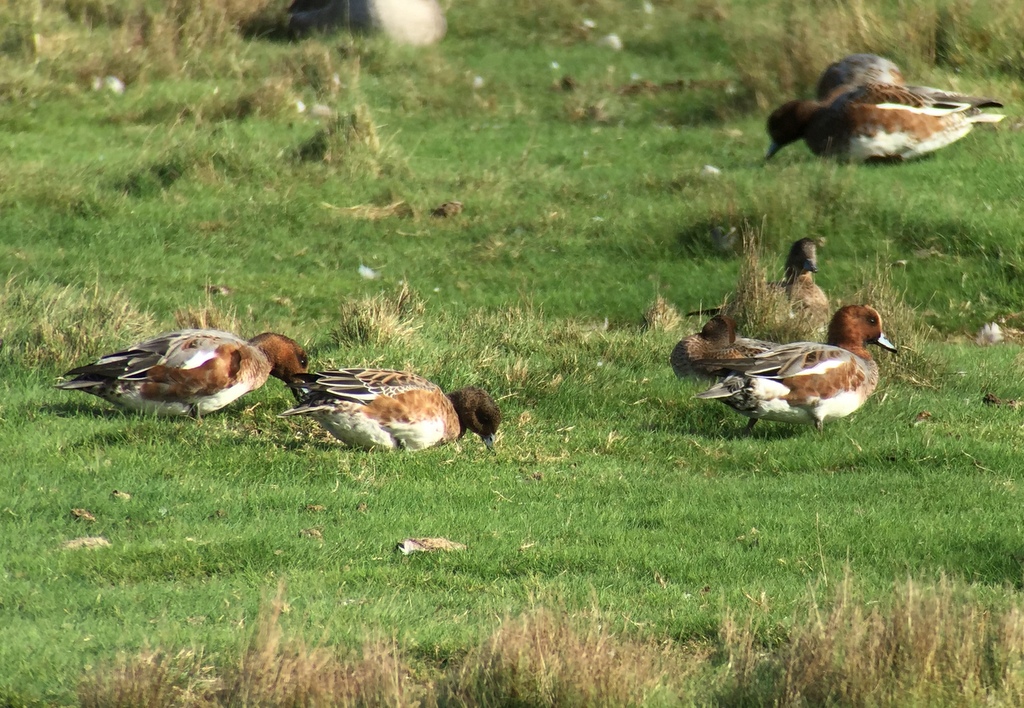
[670,315,775,380]
[694,305,897,433]
[280,368,501,451]
[57,330,309,417]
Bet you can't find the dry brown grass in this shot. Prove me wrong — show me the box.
[79,649,219,708]
[334,282,424,346]
[174,293,240,334]
[722,0,1024,109]
[221,588,415,707]
[771,574,1024,707]
[440,609,699,707]
[323,200,415,221]
[642,295,682,333]
[850,260,941,387]
[78,586,416,707]
[75,578,1024,707]
[723,224,824,344]
[295,102,406,178]
[0,276,155,368]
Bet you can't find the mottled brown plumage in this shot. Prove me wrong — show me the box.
[671,315,775,380]
[281,369,501,451]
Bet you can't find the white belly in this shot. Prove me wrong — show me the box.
[314,409,447,451]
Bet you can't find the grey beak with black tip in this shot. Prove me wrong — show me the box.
[875,333,898,354]
[481,433,496,451]
[765,142,781,160]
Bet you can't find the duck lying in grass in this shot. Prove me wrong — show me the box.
[57,330,308,417]
[815,53,1002,108]
[280,368,501,451]
[670,315,774,380]
[689,238,830,331]
[695,305,897,433]
[766,81,1004,162]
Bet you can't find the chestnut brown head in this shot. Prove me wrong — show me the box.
[447,386,502,449]
[249,332,309,385]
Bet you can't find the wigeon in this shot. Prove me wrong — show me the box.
[671,315,775,380]
[279,368,501,451]
[766,82,1004,162]
[777,238,830,326]
[816,54,1001,107]
[688,239,829,328]
[695,305,897,433]
[57,330,308,416]
[816,54,904,100]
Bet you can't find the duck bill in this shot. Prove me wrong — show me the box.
[803,259,818,273]
[480,433,496,451]
[765,142,782,160]
[288,380,309,402]
[875,333,898,353]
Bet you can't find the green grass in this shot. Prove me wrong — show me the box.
[2,0,1024,704]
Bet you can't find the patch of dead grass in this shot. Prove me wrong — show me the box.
[724,224,824,343]
[851,261,940,387]
[295,102,406,178]
[783,574,1024,706]
[174,294,240,334]
[0,276,154,368]
[334,282,424,347]
[722,0,1024,109]
[74,578,1024,707]
[643,294,682,333]
[442,609,699,707]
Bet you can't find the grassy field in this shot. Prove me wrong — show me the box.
[2,0,1024,704]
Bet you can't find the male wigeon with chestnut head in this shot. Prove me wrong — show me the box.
[695,305,897,433]
[671,315,774,380]
[57,329,308,417]
[280,368,502,451]
[766,80,1004,162]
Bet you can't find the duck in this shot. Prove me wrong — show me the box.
[816,54,1000,107]
[671,315,775,380]
[279,368,501,451]
[766,82,1004,162]
[689,238,829,330]
[815,54,904,99]
[695,305,897,433]
[57,330,308,417]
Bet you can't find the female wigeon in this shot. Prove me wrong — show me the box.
[816,54,904,100]
[695,305,897,433]
[816,54,1001,107]
[766,82,1004,162]
[57,330,308,416]
[671,315,774,380]
[279,368,501,451]
[689,238,829,328]
[776,238,829,325]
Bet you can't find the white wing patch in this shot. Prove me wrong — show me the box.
[178,349,219,370]
[875,102,970,116]
[789,358,847,377]
[749,377,790,400]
